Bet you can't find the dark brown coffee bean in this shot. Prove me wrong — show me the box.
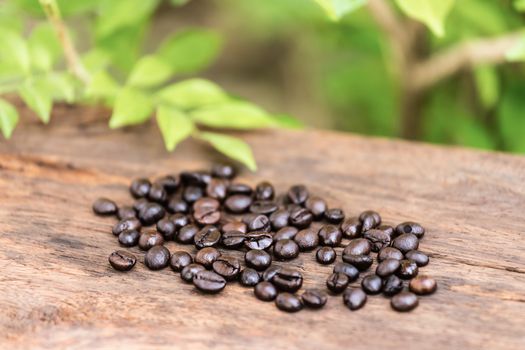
[221,221,247,234]
[156,218,176,240]
[273,268,303,292]
[273,239,300,260]
[181,171,211,187]
[343,288,367,310]
[397,259,419,279]
[167,197,189,214]
[316,247,336,264]
[244,232,273,250]
[118,229,140,247]
[396,221,425,239]
[392,233,419,253]
[364,229,391,252]
[361,275,382,294]
[221,230,246,249]
[193,197,220,212]
[383,275,404,296]
[255,181,274,201]
[194,225,221,249]
[224,194,252,213]
[177,224,199,244]
[250,201,278,216]
[112,218,141,236]
[359,210,381,231]
[93,198,117,216]
[195,247,221,268]
[391,291,418,312]
[324,208,345,224]
[117,206,136,220]
[326,272,349,293]
[240,268,260,287]
[378,247,404,262]
[376,258,400,277]
[305,196,327,220]
[193,208,221,226]
[246,214,271,232]
[227,183,252,195]
[405,250,429,267]
[183,186,203,203]
[109,250,136,271]
[169,251,193,272]
[275,293,303,312]
[274,226,298,241]
[289,207,313,229]
[287,185,308,204]
[144,245,170,270]
[212,256,241,280]
[377,225,395,238]
[130,178,151,198]
[269,209,290,230]
[318,225,342,246]
[343,238,372,256]
[147,183,167,204]
[154,175,179,194]
[245,249,272,271]
[211,163,235,179]
[138,202,165,225]
[170,213,190,230]
[206,178,229,201]
[262,265,282,282]
[193,270,226,293]
[301,289,327,309]
[133,198,149,213]
[341,217,362,239]
[138,231,164,250]
[180,263,206,282]
[254,281,277,301]
[341,254,373,271]
[333,262,359,281]
[409,275,437,295]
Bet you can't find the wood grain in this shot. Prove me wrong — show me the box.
[1,105,524,350]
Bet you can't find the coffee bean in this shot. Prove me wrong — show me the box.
[212,256,241,280]
[273,239,300,260]
[241,213,258,226]
[181,263,206,282]
[133,198,149,213]
[341,217,362,239]
[341,254,373,271]
[255,181,274,201]
[293,227,320,251]
[195,247,221,268]
[183,186,203,203]
[326,272,349,293]
[193,197,220,212]
[273,268,303,292]
[193,206,221,226]
[343,238,372,256]
[249,201,278,216]
[383,275,404,296]
[148,183,167,204]
[316,247,336,264]
[254,281,278,301]
[240,268,261,287]
[409,275,437,295]
[206,178,229,201]
[288,207,313,229]
[167,197,189,214]
[324,208,345,224]
[194,225,221,249]
[405,250,429,267]
[244,232,273,250]
[177,224,199,244]
[396,221,425,239]
[112,218,141,236]
[109,250,136,271]
[269,209,290,230]
[262,265,282,282]
[343,288,367,311]
[93,198,117,216]
[274,226,299,241]
[169,251,193,272]
[392,233,419,253]
[227,183,252,196]
[221,221,247,234]
[118,229,140,247]
[378,247,404,262]
[221,230,246,249]
[211,163,235,179]
[305,196,327,220]
[377,225,395,238]
[154,175,179,194]
[245,249,272,271]
[117,206,136,220]
[130,178,151,198]
[181,171,211,187]
[333,262,359,281]
[376,258,401,277]
[246,214,271,232]
[193,270,226,293]
[301,289,328,309]
[275,293,303,312]
[138,202,165,225]
[170,213,190,230]
[225,194,252,213]
[287,185,308,205]
[361,275,383,294]
[397,259,419,280]
[318,225,342,246]
[363,229,391,252]
[144,245,170,270]
[359,210,381,231]
[156,218,176,240]
[391,291,418,312]
[138,231,164,250]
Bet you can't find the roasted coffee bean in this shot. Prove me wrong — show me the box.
[130,178,151,198]
[324,208,345,224]
[409,275,437,295]
[396,221,425,239]
[364,229,391,252]
[359,210,381,231]
[227,183,252,196]
[221,221,247,234]
[301,289,328,309]
[181,171,211,187]
[316,247,336,264]
[255,181,274,201]
[383,275,404,296]
[240,268,261,287]
[156,218,176,240]
[117,206,136,220]
[224,194,252,213]
[341,254,373,271]
[405,250,429,267]
[333,262,359,281]
[273,268,303,292]
[273,239,300,260]
[247,214,271,232]
[133,198,149,213]
[250,201,278,215]
[148,183,167,204]
[170,213,190,230]
[138,231,164,250]
[289,207,313,229]
[286,203,303,213]
[193,270,226,293]
[376,258,401,277]
[269,209,290,230]
[274,226,299,241]
[154,175,179,194]
[275,293,303,313]
[318,225,343,246]
[183,186,203,203]
[244,232,273,250]
[343,288,367,311]
[144,245,170,270]
[378,247,404,262]
[138,202,165,225]
[109,250,136,271]
[254,281,278,301]
[287,185,308,205]
[392,233,419,253]
[245,249,272,271]
[193,208,221,226]
[262,265,282,281]
[377,225,395,238]
[169,251,193,272]
[211,163,235,179]
[221,230,246,249]
[194,225,221,249]
[341,217,362,239]
[212,256,241,280]
[93,198,117,216]
[195,247,221,268]
[305,196,327,220]
[118,229,140,247]
[361,275,383,294]
[391,291,418,312]
[326,272,349,293]
[242,213,258,226]
[292,228,319,251]
[167,197,189,214]
[193,197,220,212]
[343,238,372,256]
[397,259,419,279]
[181,263,206,282]
[206,178,228,201]
[112,218,141,236]
[177,224,199,244]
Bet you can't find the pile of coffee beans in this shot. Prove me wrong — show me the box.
[94,164,437,313]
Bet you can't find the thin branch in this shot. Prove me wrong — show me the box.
[39,0,90,84]
[412,32,523,91]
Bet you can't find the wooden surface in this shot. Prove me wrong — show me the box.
[1,106,524,350]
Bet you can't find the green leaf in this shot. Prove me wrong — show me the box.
[190,102,277,129]
[156,79,229,109]
[44,73,76,103]
[514,0,525,12]
[395,0,455,37]
[82,49,111,74]
[0,98,19,139]
[28,24,61,72]
[197,131,257,171]
[156,105,194,151]
[499,83,525,153]
[18,80,53,123]
[157,29,222,75]
[95,0,158,38]
[271,114,304,129]
[85,71,120,101]
[313,0,366,20]
[109,88,153,128]
[474,66,499,109]
[127,55,173,88]
[505,35,525,62]
[0,28,30,75]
